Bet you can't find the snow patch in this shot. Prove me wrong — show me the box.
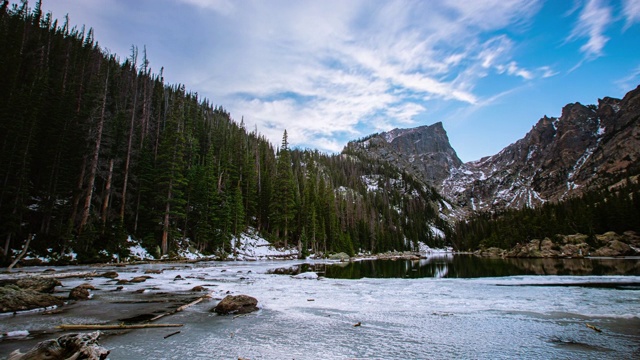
[230,228,297,260]
[292,272,319,279]
[418,242,453,255]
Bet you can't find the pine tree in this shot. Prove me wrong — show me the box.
[271,130,295,247]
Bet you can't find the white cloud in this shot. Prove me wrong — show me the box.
[622,0,640,29]
[568,0,612,58]
[177,0,235,15]
[36,0,546,154]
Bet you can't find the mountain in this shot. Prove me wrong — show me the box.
[344,122,462,187]
[346,85,640,217]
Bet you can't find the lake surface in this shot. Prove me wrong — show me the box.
[1,256,639,359]
[273,255,640,279]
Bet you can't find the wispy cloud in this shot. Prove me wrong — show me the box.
[177,0,235,15]
[615,63,640,91]
[622,0,640,29]
[568,0,613,59]
[177,0,545,152]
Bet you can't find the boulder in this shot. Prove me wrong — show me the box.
[100,271,119,279]
[8,331,109,360]
[592,240,635,257]
[0,285,64,313]
[559,243,589,257]
[212,295,258,315]
[15,278,61,293]
[476,247,506,258]
[129,276,151,283]
[68,285,91,300]
[328,252,350,261]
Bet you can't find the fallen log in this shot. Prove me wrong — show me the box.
[163,331,181,339]
[8,331,109,360]
[586,323,602,333]
[57,324,183,330]
[150,293,211,322]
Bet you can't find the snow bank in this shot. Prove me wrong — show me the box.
[419,242,453,255]
[125,236,154,261]
[230,228,298,260]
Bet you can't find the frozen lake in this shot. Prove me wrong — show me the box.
[1,256,639,359]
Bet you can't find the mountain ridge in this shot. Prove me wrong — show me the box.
[346,85,640,216]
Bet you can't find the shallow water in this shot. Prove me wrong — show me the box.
[1,258,639,359]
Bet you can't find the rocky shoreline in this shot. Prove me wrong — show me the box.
[474,231,640,258]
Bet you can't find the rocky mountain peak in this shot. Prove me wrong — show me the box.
[442,85,640,216]
[345,121,461,186]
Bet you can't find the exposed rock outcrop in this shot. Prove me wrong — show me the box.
[476,231,640,258]
[345,122,462,187]
[14,278,61,293]
[0,285,64,313]
[442,85,640,215]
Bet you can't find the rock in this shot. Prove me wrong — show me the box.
[15,278,61,293]
[593,240,635,257]
[77,283,96,290]
[68,285,91,300]
[116,279,129,285]
[0,285,64,313]
[476,247,506,258]
[174,275,184,281]
[212,295,258,315]
[100,271,119,279]
[144,269,163,274]
[596,231,621,246]
[8,331,109,360]
[559,243,589,257]
[191,286,207,292]
[561,234,589,245]
[328,252,350,261]
[130,276,151,283]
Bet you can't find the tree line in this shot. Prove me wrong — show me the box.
[451,177,640,251]
[0,1,446,264]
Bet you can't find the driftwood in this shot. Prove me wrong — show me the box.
[0,271,100,281]
[163,331,181,339]
[150,293,211,321]
[586,323,602,332]
[57,324,183,330]
[8,331,109,360]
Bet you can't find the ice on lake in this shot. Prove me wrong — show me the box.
[1,259,639,359]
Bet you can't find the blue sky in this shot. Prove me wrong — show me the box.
[26,0,640,162]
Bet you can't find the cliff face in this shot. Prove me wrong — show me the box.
[345,122,462,186]
[443,85,640,213]
[346,85,640,217]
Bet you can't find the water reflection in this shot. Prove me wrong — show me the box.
[270,256,640,279]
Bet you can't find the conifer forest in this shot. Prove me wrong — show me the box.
[0,1,446,264]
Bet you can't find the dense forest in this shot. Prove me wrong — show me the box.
[451,177,640,251]
[0,1,447,264]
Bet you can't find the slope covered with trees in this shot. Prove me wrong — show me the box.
[0,1,446,264]
[451,177,640,251]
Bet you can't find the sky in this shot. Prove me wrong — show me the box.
[19,0,640,162]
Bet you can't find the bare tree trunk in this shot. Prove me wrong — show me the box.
[101,159,114,227]
[79,66,109,233]
[161,178,173,256]
[68,155,87,234]
[7,233,32,271]
[120,73,138,221]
